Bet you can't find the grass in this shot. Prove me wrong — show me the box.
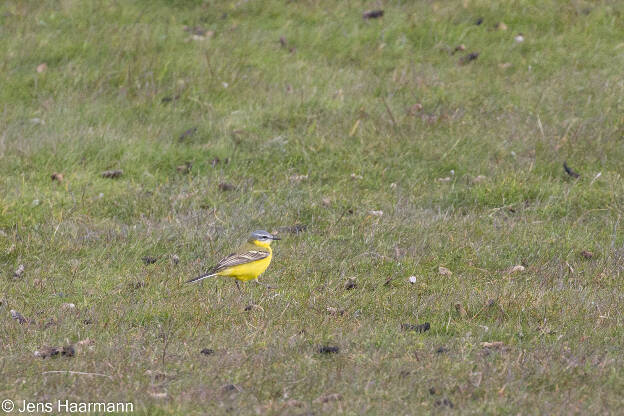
[1,0,623,414]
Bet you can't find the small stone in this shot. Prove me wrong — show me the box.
[508,265,525,274]
[13,264,24,278]
[408,276,417,284]
[438,266,452,276]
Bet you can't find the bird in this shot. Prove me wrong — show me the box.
[186,230,280,292]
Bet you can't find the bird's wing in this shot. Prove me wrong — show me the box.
[210,250,270,273]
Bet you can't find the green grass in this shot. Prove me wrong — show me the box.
[1,0,624,414]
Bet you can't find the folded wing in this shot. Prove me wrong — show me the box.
[211,250,270,273]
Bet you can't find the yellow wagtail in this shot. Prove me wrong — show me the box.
[186,230,280,291]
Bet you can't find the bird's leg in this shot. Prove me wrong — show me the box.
[236,280,242,294]
[255,279,277,290]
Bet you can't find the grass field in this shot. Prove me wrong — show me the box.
[1,0,624,414]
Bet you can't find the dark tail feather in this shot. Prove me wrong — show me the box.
[186,272,217,284]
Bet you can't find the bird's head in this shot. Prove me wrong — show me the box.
[248,230,280,248]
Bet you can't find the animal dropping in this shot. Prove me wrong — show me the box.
[218,182,235,191]
[318,345,340,354]
[459,52,480,65]
[580,250,594,259]
[563,161,580,178]
[363,10,384,19]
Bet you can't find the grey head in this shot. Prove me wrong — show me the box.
[249,230,280,242]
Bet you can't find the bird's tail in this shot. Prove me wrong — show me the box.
[186,272,218,284]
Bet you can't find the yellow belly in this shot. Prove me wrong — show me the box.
[216,255,272,282]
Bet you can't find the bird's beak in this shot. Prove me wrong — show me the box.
[271,235,281,240]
